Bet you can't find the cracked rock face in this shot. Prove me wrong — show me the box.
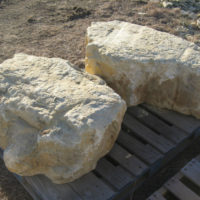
[86,20,200,118]
[0,54,126,184]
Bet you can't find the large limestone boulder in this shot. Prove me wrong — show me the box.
[86,20,200,118]
[0,54,126,184]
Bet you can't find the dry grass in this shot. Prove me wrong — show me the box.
[0,0,199,65]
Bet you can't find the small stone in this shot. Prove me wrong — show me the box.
[191,21,198,29]
[138,12,147,15]
[197,18,200,28]
[149,0,160,2]
[185,34,193,42]
[162,1,173,8]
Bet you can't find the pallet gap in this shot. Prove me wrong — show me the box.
[92,171,118,192]
[140,104,173,127]
[116,140,149,165]
[105,155,119,167]
[130,112,160,136]
[129,113,178,145]
[68,185,84,200]
[122,124,166,155]
[180,176,200,196]
[163,190,180,200]
[121,125,148,145]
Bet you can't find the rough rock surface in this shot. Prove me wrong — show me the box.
[86,20,200,118]
[0,54,126,184]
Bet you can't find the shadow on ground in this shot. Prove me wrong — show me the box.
[133,137,200,200]
[0,158,32,200]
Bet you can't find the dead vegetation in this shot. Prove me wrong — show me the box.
[0,0,199,66]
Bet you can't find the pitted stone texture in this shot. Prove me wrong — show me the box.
[86,20,200,118]
[0,54,126,184]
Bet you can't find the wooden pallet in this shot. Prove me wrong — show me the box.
[147,155,200,200]
[1,104,200,200]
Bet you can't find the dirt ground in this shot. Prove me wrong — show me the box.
[0,0,200,67]
[0,0,200,200]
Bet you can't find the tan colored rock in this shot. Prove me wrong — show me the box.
[0,54,126,184]
[86,20,200,118]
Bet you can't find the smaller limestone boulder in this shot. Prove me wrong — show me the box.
[86,20,200,118]
[0,54,126,184]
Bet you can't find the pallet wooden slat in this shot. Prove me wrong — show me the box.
[123,113,174,153]
[16,177,43,200]
[181,159,200,187]
[165,177,200,200]
[70,172,116,200]
[147,155,200,200]
[147,187,168,200]
[95,158,134,190]
[129,106,187,143]
[23,175,82,200]
[117,131,163,165]
[195,155,200,162]
[147,191,167,200]
[1,105,200,200]
[109,143,148,177]
[143,104,200,134]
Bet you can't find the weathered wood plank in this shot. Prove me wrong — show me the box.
[15,176,43,200]
[123,114,174,153]
[70,172,116,200]
[147,156,200,200]
[143,104,200,134]
[164,176,200,200]
[109,143,148,177]
[181,159,200,187]
[1,103,200,200]
[117,131,163,165]
[147,191,167,200]
[95,158,134,190]
[195,155,200,162]
[128,106,187,143]
[22,175,82,200]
